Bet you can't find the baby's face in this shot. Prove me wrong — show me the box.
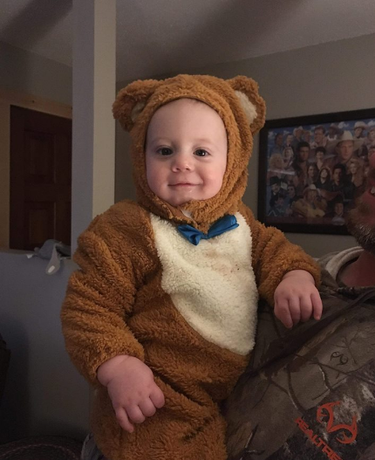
[145,98,228,207]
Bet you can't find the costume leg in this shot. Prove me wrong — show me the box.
[81,433,108,460]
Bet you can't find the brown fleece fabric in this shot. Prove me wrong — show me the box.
[62,200,248,460]
[112,74,266,233]
[61,74,320,460]
[238,202,320,302]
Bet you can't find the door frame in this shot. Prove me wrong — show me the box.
[0,88,72,249]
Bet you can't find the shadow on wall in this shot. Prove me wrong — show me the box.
[1,0,71,50]
[0,315,30,442]
[0,254,89,442]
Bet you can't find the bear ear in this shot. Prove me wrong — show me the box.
[112,79,162,131]
[227,76,266,135]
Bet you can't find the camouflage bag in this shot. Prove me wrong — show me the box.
[225,275,375,460]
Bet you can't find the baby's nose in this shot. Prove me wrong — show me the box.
[172,153,192,171]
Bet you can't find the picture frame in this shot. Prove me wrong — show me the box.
[257,108,375,234]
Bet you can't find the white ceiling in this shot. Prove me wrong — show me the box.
[1,0,375,82]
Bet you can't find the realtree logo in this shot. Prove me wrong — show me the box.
[317,401,357,444]
[295,400,358,460]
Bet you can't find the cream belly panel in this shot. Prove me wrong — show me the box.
[150,212,258,356]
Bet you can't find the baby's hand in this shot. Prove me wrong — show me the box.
[274,270,322,329]
[97,355,165,433]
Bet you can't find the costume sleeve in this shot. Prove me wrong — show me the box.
[238,202,321,305]
[61,207,151,385]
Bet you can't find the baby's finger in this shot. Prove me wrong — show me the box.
[150,386,165,409]
[299,296,313,322]
[115,408,134,433]
[311,290,323,321]
[138,398,157,418]
[275,301,293,329]
[127,405,146,424]
[288,298,301,326]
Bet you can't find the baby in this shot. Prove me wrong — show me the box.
[61,75,321,460]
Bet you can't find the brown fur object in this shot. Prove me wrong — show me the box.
[61,74,320,460]
[62,200,319,460]
[113,74,266,233]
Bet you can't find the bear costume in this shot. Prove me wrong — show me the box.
[61,74,320,460]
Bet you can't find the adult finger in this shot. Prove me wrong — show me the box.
[311,290,323,321]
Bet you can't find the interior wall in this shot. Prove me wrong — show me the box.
[115,123,136,202]
[176,34,375,256]
[2,32,373,442]
[0,41,72,105]
[0,41,89,441]
[115,34,375,256]
[0,41,73,249]
[0,254,89,442]
[114,79,137,203]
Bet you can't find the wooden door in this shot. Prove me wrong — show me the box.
[10,106,72,250]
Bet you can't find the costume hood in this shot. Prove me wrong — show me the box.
[113,74,266,232]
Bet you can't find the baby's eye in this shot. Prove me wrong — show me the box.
[157,147,173,156]
[195,149,209,157]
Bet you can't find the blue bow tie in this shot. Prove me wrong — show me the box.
[177,215,239,245]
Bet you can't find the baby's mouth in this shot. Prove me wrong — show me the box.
[169,183,196,187]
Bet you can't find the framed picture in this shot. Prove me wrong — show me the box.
[258,108,375,234]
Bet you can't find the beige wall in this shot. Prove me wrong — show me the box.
[4,34,374,255]
[0,42,89,442]
[1,25,373,443]
[0,254,88,442]
[116,34,375,256]
[0,41,72,105]
[115,122,136,202]
[0,41,72,249]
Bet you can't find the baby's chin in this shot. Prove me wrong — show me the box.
[173,197,205,208]
[166,190,221,209]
